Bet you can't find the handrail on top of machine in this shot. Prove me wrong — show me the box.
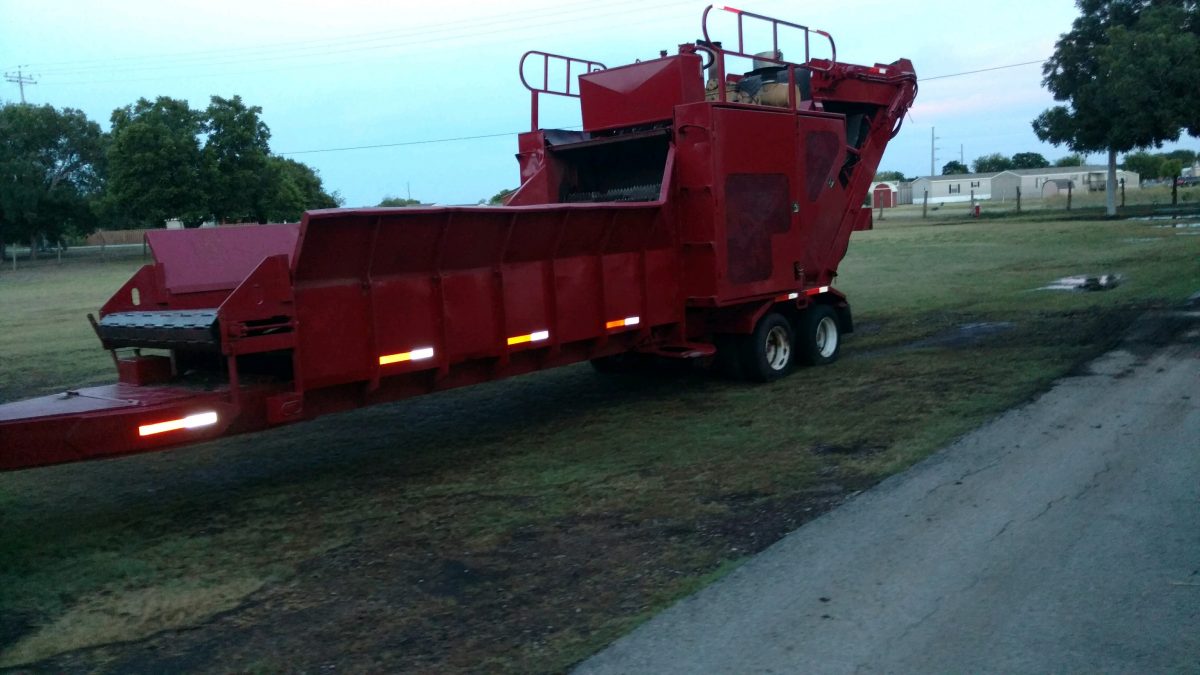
[700,5,837,109]
[519,50,607,131]
[701,5,837,71]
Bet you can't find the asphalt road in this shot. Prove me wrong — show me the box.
[580,312,1200,674]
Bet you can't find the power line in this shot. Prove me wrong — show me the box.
[15,0,693,80]
[280,131,523,155]
[920,59,1046,81]
[278,59,1054,156]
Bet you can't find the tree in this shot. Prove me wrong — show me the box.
[1161,158,1184,204]
[104,97,207,228]
[202,95,271,224]
[0,103,104,258]
[1054,154,1086,166]
[1011,152,1050,169]
[873,170,908,182]
[972,153,1014,173]
[1163,149,1197,167]
[486,188,516,205]
[1121,151,1162,180]
[941,160,969,175]
[378,196,421,206]
[255,156,341,222]
[1033,1,1200,215]
[1159,158,1183,180]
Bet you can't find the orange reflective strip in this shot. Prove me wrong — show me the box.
[606,316,641,329]
[138,411,218,437]
[379,347,435,366]
[507,330,549,346]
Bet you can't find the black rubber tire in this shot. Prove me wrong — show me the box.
[739,312,795,382]
[797,304,841,366]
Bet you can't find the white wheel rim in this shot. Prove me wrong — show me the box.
[765,325,791,371]
[815,316,838,358]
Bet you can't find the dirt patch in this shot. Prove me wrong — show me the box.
[906,322,1016,349]
[16,479,871,674]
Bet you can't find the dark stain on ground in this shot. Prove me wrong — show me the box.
[15,479,871,675]
[906,322,1016,349]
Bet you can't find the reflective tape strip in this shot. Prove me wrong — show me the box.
[775,292,800,302]
[605,316,641,329]
[138,411,218,437]
[716,5,743,13]
[379,347,435,366]
[507,330,550,346]
[805,285,831,296]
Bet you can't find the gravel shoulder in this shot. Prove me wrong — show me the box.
[580,311,1200,674]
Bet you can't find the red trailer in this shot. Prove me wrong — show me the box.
[0,6,917,472]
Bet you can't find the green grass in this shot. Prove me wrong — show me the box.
[0,217,1198,670]
[0,251,147,401]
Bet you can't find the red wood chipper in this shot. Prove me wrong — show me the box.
[0,5,917,471]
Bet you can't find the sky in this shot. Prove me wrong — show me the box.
[1,0,1196,207]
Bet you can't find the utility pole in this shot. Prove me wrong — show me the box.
[960,144,964,164]
[929,127,940,177]
[4,67,37,103]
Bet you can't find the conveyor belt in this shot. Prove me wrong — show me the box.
[564,182,661,203]
[97,310,220,350]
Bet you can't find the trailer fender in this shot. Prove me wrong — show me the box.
[811,289,853,334]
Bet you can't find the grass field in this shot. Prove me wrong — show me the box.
[1,213,1198,671]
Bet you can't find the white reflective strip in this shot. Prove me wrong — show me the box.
[139,411,218,437]
[530,330,550,341]
[623,316,640,326]
[410,347,435,360]
[819,285,830,293]
[788,292,799,300]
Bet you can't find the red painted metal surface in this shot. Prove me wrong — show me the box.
[0,5,916,471]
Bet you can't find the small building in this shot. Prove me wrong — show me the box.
[869,181,898,208]
[909,172,997,204]
[990,166,1140,200]
[912,165,1141,204]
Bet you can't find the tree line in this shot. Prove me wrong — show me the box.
[878,144,1194,183]
[0,96,340,258]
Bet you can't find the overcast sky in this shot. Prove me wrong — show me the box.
[2,0,1196,206]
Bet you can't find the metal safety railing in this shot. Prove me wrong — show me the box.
[699,4,837,110]
[519,50,606,131]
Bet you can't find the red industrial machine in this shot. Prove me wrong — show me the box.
[0,6,916,471]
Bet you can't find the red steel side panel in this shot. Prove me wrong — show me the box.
[579,54,705,132]
[290,205,677,396]
[146,223,300,295]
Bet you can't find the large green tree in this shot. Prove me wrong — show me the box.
[104,95,339,227]
[941,160,969,175]
[0,103,104,258]
[1033,1,1200,215]
[1054,154,1086,166]
[256,156,341,222]
[202,95,271,223]
[972,153,1014,173]
[1163,149,1197,166]
[1011,152,1051,169]
[104,96,207,228]
[1121,150,1162,180]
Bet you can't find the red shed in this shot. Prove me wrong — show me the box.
[872,183,896,208]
